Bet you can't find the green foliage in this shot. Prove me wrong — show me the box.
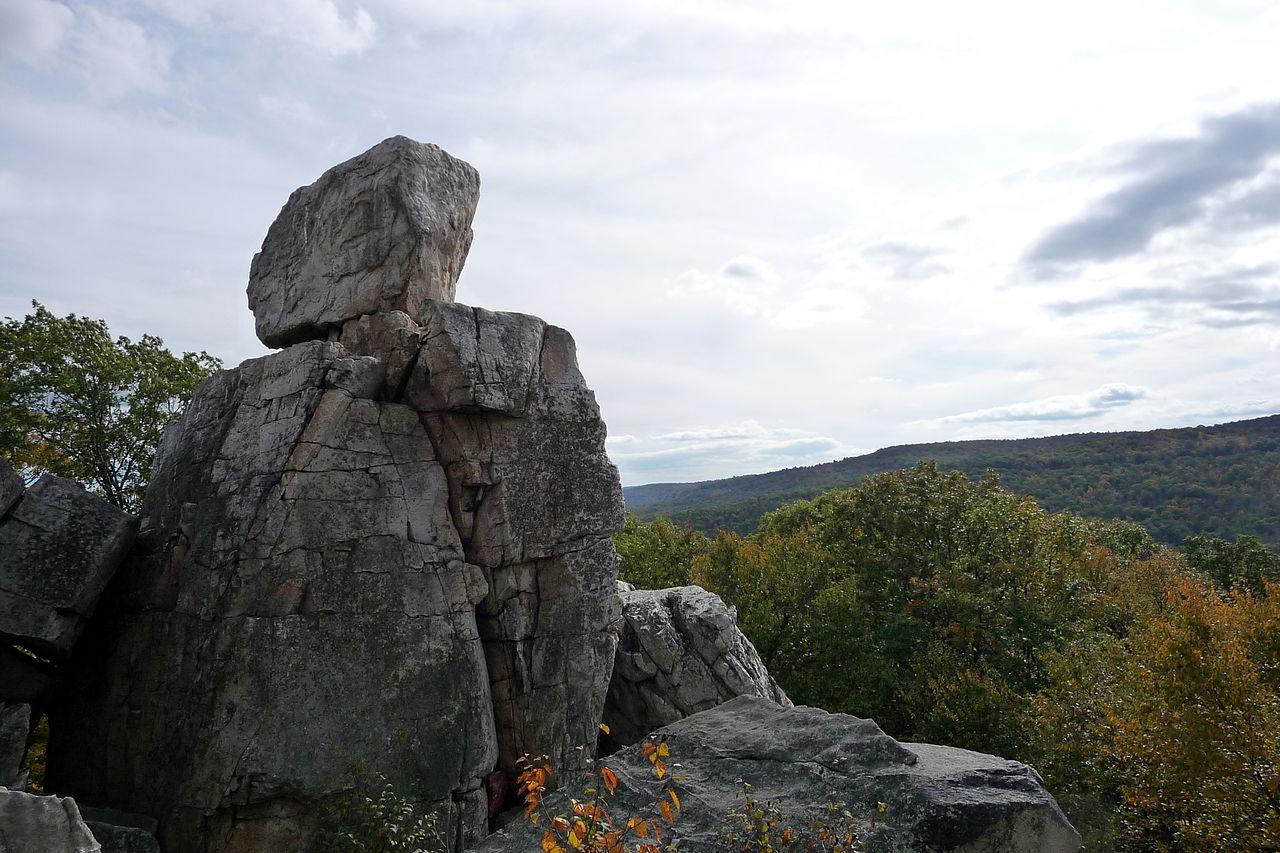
[1184,533,1280,595]
[615,513,707,590]
[618,463,1280,847]
[317,775,443,853]
[0,301,220,511]
[693,462,1153,757]
[626,417,1280,548]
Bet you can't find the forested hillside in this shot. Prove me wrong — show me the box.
[624,415,1280,545]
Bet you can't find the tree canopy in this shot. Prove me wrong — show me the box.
[0,302,220,511]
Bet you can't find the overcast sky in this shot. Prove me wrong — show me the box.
[3,0,1280,486]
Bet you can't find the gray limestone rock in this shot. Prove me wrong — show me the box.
[0,645,61,704]
[0,459,22,518]
[478,696,1081,853]
[51,302,623,851]
[603,585,790,749]
[0,475,137,657]
[0,788,101,853]
[248,136,480,348]
[1,702,30,789]
[80,807,161,853]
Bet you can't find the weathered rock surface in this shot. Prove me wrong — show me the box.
[0,459,23,517]
[603,584,790,750]
[1,701,30,789]
[0,788,101,852]
[247,135,480,347]
[480,696,1080,853]
[52,199,623,853]
[81,807,161,853]
[0,474,137,657]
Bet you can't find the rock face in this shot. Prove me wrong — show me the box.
[0,472,137,658]
[1,701,30,789]
[81,807,162,853]
[603,584,790,750]
[49,137,624,853]
[247,136,480,348]
[0,788,102,853]
[480,696,1080,853]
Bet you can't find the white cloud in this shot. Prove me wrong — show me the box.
[0,0,73,65]
[935,383,1151,424]
[137,0,376,55]
[608,420,865,485]
[69,9,171,98]
[667,255,864,328]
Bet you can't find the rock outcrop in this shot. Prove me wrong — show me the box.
[247,136,480,348]
[49,136,624,852]
[0,788,102,853]
[81,807,162,853]
[0,469,137,658]
[1,701,30,789]
[480,696,1080,853]
[603,584,790,750]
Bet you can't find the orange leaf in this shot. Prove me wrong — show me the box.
[601,766,619,795]
[660,801,675,825]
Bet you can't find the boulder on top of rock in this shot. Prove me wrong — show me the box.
[248,135,481,348]
[0,788,101,853]
[603,584,790,749]
[0,474,137,657]
[479,696,1080,853]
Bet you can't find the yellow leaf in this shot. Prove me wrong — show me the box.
[599,722,611,735]
[668,787,681,812]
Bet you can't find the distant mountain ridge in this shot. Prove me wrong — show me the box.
[623,414,1280,546]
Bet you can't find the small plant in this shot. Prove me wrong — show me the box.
[517,724,681,852]
[721,781,879,852]
[317,774,444,853]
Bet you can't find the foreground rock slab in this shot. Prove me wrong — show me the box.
[480,696,1080,853]
[0,473,136,657]
[0,788,101,852]
[603,584,790,749]
[247,135,480,347]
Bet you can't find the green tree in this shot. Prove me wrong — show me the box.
[1184,533,1280,595]
[0,302,220,511]
[615,514,708,590]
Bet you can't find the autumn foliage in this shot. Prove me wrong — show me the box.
[516,726,681,853]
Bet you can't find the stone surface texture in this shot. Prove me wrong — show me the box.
[0,788,102,853]
[247,135,480,347]
[50,138,623,853]
[479,696,1081,853]
[81,807,162,853]
[0,474,137,657]
[603,584,790,749]
[0,459,23,517]
[1,701,30,789]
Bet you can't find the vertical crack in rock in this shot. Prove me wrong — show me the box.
[47,136,624,853]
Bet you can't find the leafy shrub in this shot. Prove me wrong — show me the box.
[317,775,443,853]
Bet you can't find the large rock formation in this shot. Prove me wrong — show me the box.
[0,469,137,658]
[603,584,790,750]
[1,701,30,789]
[479,696,1080,853]
[49,137,624,852]
[247,135,480,348]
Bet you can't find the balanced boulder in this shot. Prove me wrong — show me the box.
[50,137,623,853]
[247,135,480,347]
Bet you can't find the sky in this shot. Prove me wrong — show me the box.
[3,0,1280,487]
